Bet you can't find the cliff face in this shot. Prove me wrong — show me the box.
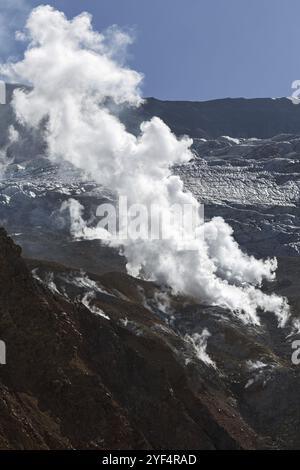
[0,228,260,450]
[121,97,300,139]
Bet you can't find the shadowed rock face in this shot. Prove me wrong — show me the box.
[0,228,262,450]
[121,97,300,139]
[1,228,300,449]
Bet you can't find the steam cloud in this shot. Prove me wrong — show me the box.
[0,5,289,326]
[185,329,216,369]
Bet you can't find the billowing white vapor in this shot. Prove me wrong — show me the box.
[0,5,289,326]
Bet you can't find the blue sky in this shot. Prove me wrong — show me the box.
[2,0,300,101]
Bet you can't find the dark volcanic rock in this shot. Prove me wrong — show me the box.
[0,228,261,449]
[121,97,300,139]
[25,254,300,449]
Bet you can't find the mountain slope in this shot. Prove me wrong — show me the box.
[2,86,300,150]
[0,228,262,450]
[122,97,300,139]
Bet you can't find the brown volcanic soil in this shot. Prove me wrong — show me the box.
[0,227,263,450]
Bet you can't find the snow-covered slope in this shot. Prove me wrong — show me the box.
[176,134,300,257]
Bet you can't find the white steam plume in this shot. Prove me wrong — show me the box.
[60,198,111,241]
[0,5,289,326]
[185,329,216,369]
